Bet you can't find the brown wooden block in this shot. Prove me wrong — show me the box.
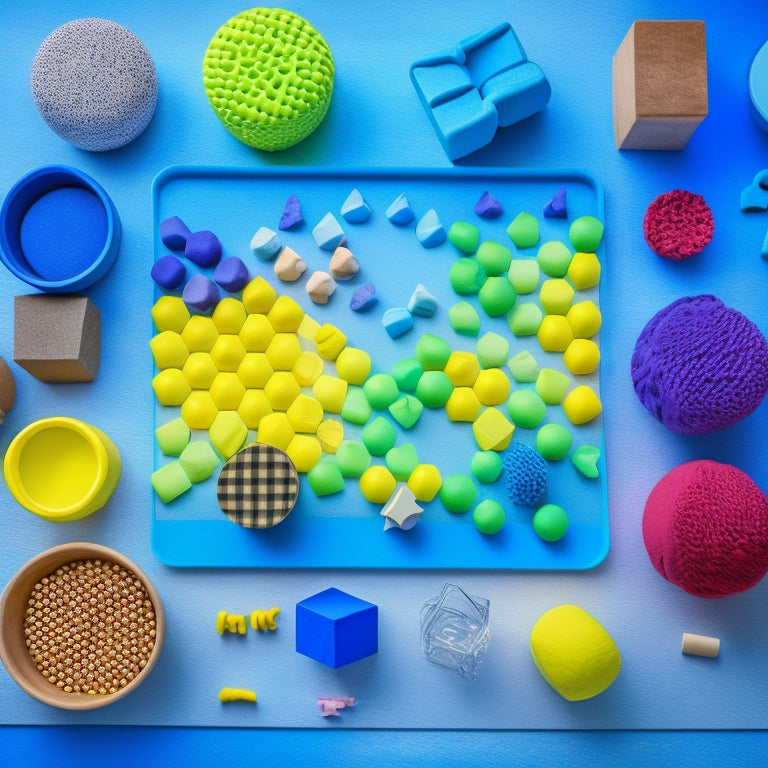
[13,294,101,382]
[612,20,707,150]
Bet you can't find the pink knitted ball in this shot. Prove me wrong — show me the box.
[643,460,768,598]
[643,189,714,259]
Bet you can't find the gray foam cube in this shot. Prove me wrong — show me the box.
[14,295,101,382]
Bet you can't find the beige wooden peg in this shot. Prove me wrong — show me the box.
[681,632,720,658]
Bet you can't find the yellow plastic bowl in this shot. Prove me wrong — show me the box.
[3,416,121,521]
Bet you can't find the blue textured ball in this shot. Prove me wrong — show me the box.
[504,443,548,506]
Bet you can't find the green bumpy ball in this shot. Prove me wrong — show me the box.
[202,8,335,151]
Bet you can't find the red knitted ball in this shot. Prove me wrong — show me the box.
[643,189,714,259]
[643,460,768,598]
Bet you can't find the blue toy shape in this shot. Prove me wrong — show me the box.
[410,23,551,161]
[295,587,378,668]
[740,169,768,212]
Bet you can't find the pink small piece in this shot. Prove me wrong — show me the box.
[318,696,356,716]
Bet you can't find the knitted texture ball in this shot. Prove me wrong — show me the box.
[202,8,334,152]
[31,19,158,152]
[504,443,547,506]
[642,460,768,598]
[631,295,768,435]
[642,189,714,259]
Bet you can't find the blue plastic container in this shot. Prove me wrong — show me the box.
[0,165,121,292]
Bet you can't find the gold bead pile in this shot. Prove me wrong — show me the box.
[23,559,157,696]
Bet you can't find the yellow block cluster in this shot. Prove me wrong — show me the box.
[151,277,351,471]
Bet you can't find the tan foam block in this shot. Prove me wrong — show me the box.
[613,20,707,150]
[14,294,101,382]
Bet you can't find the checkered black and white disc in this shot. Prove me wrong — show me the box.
[217,444,299,529]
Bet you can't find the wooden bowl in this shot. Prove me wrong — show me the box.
[0,542,165,709]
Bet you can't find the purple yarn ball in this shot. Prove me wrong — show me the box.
[631,295,768,435]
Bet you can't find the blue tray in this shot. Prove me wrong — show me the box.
[151,166,608,569]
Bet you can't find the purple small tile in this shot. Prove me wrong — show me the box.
[185,230,222,267]
[213,256,249,292]
[151,254,186,289]
[473,190,503,219]
[543,186,567,218]
[350,282,377,312]
[160,216,191,250]
[279,194,303,230]
[182,273,220,312]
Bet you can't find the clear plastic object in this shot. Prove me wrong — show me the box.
[420,583,490,680]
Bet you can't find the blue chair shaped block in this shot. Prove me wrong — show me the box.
[295,587,378,668]
[410,22,550,160]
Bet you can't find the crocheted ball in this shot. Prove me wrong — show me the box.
[643,460,768,598]
[31,19,158,152]
[202,8,334,152]
[504,443,547,506]
[631,295,768,435]
[642,189,714,259]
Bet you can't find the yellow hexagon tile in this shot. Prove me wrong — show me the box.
[210,334,247,372]
[473,368,511,406]
[152,368,191,406]
[180,390,218,429]
[256,411,295,451]
[264,371,301,410]
[286,394,324,433]
[444,350,481,387]
[181,315,219,352]
[237,353,274,389]
[237,389,274,429]
[150,330,189,370]
[265,333,303,371]
[152,295,190,333]
[212,297,247,334]
[266,294,304,332]
[209,371,246,410]
[238,313,275,352]
[445,387,482,422]
[182,352,219,389]
[241,275,277,314]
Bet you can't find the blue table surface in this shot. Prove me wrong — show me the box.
[2,0,768,764]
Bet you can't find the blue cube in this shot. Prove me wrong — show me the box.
[295,587,378,668]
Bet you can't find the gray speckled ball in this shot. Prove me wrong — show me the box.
[31,18,158,151]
